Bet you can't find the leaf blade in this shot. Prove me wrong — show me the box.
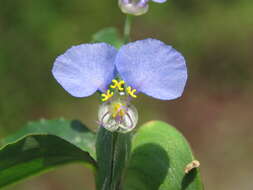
[1,119,96,159]
[0,119,97,188]
[0,135,96,188]
[123,121,203,190]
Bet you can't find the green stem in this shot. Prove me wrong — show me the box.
[123,15,133,43]
[96,127,131,190]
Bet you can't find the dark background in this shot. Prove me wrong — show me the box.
[1,0,253,189]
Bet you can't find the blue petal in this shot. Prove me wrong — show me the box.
[152,0,167,3]
[52,43,117,97]
[115,39,187,100]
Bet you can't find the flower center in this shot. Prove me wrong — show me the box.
[99,79,138,133]
[98,99,138,133]
[112,102,126,118]
[101,79,137,102]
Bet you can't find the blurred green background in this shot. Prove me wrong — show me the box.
[1,0,253,189]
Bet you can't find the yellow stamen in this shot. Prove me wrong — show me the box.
[112,103,125,118]
[127,87,137,98]
[101,90,114,102]
[110,79,125,91]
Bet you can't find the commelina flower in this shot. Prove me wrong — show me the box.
[118,0,167,16]
[52,38,187,133]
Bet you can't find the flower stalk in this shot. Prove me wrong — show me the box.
[123,15,133,43]
[96,127,132,190]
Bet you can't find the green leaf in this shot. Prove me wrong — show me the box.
[123,121,203,190]
[96,127,131,190]
[92,27,124,49]
[0,119,97,188]
[1,119,96,159]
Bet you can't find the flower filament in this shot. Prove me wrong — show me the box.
[101,79,137,101]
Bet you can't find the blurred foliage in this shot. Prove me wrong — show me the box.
[0,0,122,134]
[1,0,252,133]
[0,0,253,189]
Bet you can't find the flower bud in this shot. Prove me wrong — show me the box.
[98,99,138,133]
[118,0,149,16]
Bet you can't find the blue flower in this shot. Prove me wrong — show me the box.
[119,0,167,16]
[52,38,187,101]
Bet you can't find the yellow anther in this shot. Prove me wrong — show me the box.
[127,87,137,98]
[118,81,125,91]
[101,90,114,102]
[112,103,125,118]
[110,79,125,91]
[110,80,118,88]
